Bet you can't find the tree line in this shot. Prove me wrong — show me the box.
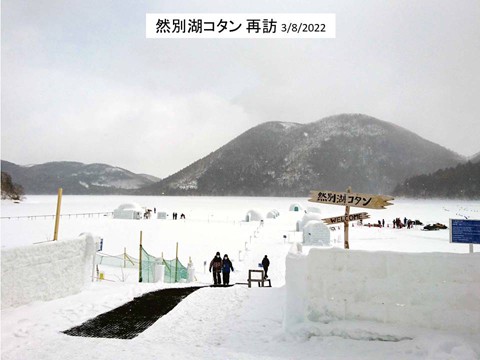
[393,161,480,199]
[1,171,24,200]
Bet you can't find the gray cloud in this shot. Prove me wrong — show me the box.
[2,0,479,177]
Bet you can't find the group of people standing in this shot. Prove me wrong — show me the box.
[393,217,415,229]
[209,253,270,286]
[209,252,234,285]
[372,218,416,229]
[172,212,185,220]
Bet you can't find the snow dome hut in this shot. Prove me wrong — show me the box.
[306,206,322,214]
[245,210,264,222]
[113,203,144,220]
[296,213,324,231]
[289,203,303,212]
[302,220,331,246]
[266,209,280,219]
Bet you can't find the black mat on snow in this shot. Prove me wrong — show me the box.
[63,286,203,339]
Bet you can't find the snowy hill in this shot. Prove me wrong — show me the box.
[0,160,158,194]
[140,114,465,196]
[470,151,480,164]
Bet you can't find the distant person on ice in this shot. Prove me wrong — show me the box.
[209,252,222,285]
[221,254,234,285]
[262,255,270,279]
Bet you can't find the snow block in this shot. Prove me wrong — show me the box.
[113,203,143,219]
[302,220,331,246]
[1,234,96,309]
[297,213,324,232]
[284,252,308,329]
[285,248,480,334]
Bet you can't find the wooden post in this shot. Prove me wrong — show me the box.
[53,188,63,240]
[344,187,351,249]
[175,242,179,283]
[139,231,143,282]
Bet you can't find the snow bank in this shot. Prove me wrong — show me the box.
[1,234,96,309]
[285,248,480,334]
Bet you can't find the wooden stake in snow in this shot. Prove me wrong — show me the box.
[175,242,179,283]
[53,188,63,241]
[344,187,351,249]
[139,231,143,283]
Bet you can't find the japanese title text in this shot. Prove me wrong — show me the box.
[146,14,336,39]
[315,191,373,207]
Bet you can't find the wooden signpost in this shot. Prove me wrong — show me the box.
[322,212,370,225]
[309,187,394,249]
[308,189,394,209]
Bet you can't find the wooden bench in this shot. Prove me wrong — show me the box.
[248,270,271,288]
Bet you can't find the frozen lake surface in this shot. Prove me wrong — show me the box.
[1,196,479,359]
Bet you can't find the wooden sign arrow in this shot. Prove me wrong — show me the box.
[322,212,370,225]
[308,190,394,209]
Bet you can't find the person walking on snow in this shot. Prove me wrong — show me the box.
[221,254,234,285]
[209,252,222,285]
[262,255,270,279]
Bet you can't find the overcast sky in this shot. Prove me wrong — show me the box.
[2,0,479,178]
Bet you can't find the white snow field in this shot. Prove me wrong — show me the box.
[1,196,480,360]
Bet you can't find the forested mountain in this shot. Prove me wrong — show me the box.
[139,114,464,196]
[469,151,480,164]
[1,171,24,200]
[3,114,470,197]
[393,161,480,199]
[1,160,160,195]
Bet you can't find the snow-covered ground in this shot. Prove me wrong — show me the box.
[1,196,480,359]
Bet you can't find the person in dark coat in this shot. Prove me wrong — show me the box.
[209,252,222,285]
[221,254,234,285]
[396,218,402,229]
[261,255,270,279]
